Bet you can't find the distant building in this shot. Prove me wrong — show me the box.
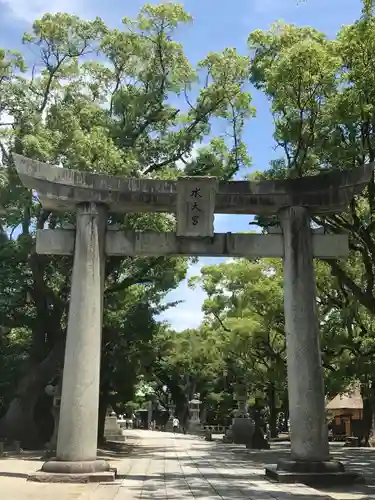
[326,387,363,438]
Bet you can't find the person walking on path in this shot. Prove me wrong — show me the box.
[172,416,179,434]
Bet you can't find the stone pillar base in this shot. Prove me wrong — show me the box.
[26,458,115,483]
[104,434,126,442]
[42,458,110,474]
[231,418,254,445]
[188,420,202,435]
[265,459,363,486]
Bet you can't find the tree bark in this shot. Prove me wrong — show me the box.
[281,391,289,433]
[0,339,65,448]
[361,386,375,447]
[98,384,110,445]
[267,382,278,438]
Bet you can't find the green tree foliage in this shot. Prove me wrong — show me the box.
[141,0,375,443]
[152,256,372,437]
[143,259,288,430]
[188,259,286,435]
[247,1,375,441]
[248,10,375,313]
[0,4,253,447]
[3,0,375,448]
[0,328,31,416]
[150,324,224,423]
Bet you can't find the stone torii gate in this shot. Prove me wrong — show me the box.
[13,154,372,484]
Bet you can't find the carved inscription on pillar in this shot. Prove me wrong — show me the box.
[176,177,217,237]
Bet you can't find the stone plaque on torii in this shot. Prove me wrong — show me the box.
[13,153,372,484]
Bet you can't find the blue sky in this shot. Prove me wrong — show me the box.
[0,0,363,330]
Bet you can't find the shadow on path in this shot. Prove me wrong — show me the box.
[0,471,29,479]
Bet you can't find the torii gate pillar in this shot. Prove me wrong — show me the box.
[280,207,329,463]
[42,203,109,478]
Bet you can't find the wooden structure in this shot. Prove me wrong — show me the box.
[326,388,363,440]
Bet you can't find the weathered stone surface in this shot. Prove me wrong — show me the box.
[28,469,115,483]
[265,466,362,486]
[104,416,126,442]
[36,229,349,258]
[277,459,345,473]
[53,203,107,467]
[41,459,110,475]
[13,153,373,215]
[279,206,329,463]
[231,418,254,445]
[36,229,75,254]
[176,176,217,237]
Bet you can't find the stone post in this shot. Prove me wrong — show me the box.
[279,207,328,463]
[274,206,343,476]
[234,385,247,417]
[232,386,254,445]
[45,382,61,451]
[42,202,109,475]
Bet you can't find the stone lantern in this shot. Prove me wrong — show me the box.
[234,385,248,417]
[167,391,176,420]
[189,393,201,423]
[45,382,62,451]
[188,393,202,433]
[231,384,254,445]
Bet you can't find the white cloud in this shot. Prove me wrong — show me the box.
[159,255,234,331]
[158,260,206,331]
[175,144,200,171]
[2,0,93,23]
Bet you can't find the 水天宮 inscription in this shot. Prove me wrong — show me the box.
[176,177,217,237]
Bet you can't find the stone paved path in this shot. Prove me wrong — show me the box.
[1,430,374,499]
[106,430,329,500]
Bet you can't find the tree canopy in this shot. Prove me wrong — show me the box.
[146,0,375,443]
[1,0,375,447]
[0,3,253,446]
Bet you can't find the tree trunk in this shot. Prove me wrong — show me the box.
[267,382,278,438]
[0,339,64,448]
[281,391,289,433]
[98,385,110,445]
[361,388,375,447]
